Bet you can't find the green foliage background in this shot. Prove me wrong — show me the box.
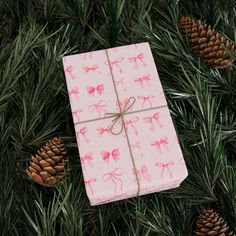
[0,0,235,235]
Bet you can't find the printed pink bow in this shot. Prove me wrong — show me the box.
[133,165,151,183]
[72,108,83,122]
[151,136,169,153]
[115,78,125,86]
[105,57,124,73]
[134,74,151,88]
[143,112,163,131]
[80,152,93,169]
[155,161,174,179]
[103,168,123,193]
[82,64,99,73]
[115,78,126,92]
[128,53,146,69]
[87,84,104,96]
[130,141,143,157]
[116,98,132,112]
[101,148,120,164]
[69,87,80,100]
[97,125,111,135]
[88,100,107,117]
[76,127,90,147]
[137,95,155,108]
[85,178,97,196]
[124,117,139,135]
[130,141,141,150]
[65,66,76,80]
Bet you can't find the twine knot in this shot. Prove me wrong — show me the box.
[107,96,136,135]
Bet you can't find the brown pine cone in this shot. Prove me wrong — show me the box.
[194,209,235,236]
[179,16,236,69]
[26,137,68,187]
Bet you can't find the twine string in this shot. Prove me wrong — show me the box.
[105,50,140,197]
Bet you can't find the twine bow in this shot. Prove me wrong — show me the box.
[106,96,136,135]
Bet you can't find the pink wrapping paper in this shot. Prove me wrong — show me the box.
[63,42,188,206]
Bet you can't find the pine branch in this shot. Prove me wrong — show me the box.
[0,163,20,236]
[22,185,72,236]
[0,0,236,234]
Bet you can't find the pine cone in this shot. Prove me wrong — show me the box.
[194,209,235,236]
[26,137,68,187]
[179,16,236,69]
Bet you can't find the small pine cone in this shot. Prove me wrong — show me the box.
[194,209,235,236]
[179,16,236,69]
[26,137,68,187]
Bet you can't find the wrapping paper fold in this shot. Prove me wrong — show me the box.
[63,42,188,206]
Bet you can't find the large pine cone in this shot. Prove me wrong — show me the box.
[26,138,68,187]
[179,16,236,69]
[194,209,235,236]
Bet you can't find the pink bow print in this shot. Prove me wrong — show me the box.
[124,117,139,135]
[85,178,97,196]
[72,108,83,122]
[82,64,99,73]
[133,165,151,183]
[105,57,124,73]
[115,78,127,92]
[130,141,143,157]
[151,136,169,153]
[137,95,155,108]
[134,74,151,88]
[101,148,120,164]
[130,141,141,150]
[97,125,111,135]
[65,66,76,80]
[76,127,90,147]
[143,112,163,131]
[87,84,104,96]
[88,100,107,117]
[116,98,132,112]
[80,152,93,169]
[103,168,123,193]
[155,161,174,179]
[128,53,146,69]
[115,78,125,86]
[69,87,80,100]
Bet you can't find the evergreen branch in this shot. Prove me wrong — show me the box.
[0,0,236,234]
[216,165,236,231]
[22,185,72,236]
[58,179,86,236]
[134,198,176,236]
[0,174,19,236]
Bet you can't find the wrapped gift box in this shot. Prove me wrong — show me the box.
[63,42,188,206]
